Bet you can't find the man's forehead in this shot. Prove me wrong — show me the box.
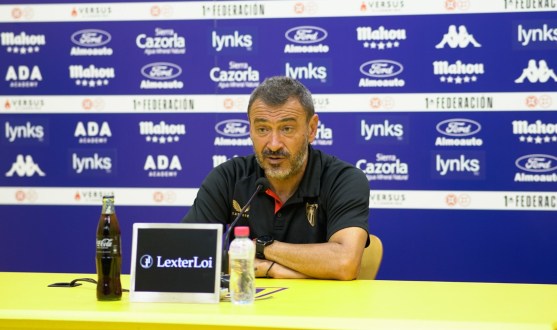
[249,98,305,119]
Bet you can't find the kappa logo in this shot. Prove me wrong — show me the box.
[5,154,45,177]
[1,32,44,54]
[232,200,250,218]
[515,59,557,83]
[69,65,114,87]
[306,203,318,226]
[357,26,406,50]
[70,29,113,56]
[436,25,480,48]
[5,65,42,88]
[513,119,557,144]
[136,28,185,55]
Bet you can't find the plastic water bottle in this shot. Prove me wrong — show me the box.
[229,226,255,304]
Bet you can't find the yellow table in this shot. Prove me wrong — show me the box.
[0,272,556,330]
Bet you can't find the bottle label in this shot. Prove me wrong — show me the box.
[96,237,120,255]
[101,197,115,214]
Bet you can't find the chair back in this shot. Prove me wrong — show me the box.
[357,234,383,280]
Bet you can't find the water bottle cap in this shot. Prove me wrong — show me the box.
[234,226,249,236]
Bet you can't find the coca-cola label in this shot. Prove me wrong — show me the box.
[96,237,119,254]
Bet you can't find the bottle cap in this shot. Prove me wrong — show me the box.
[234,226,249,236]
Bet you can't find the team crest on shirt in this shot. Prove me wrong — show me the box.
[306,203,318,226]
[232,200,250,218]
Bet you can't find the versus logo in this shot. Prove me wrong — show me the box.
[5,65,42,88]
[431,151,485,180]
[356,153,408,181]
[284,59,331,86]
[515,21,557,49]
[140,62,183,89]
[284,26,329,53]
[136,28,186,55]
[435,118,483,147]
[2,119,48,145]
[74,121,111,144]
[214,119,251,146]
[69,149,116,176]
[210,61,260,89]
[514,154,557,182]
[70,29,113,56]
[209,27,256,54]
[359,60,405,87]
[1,31,45,54]
[358,116,408,144]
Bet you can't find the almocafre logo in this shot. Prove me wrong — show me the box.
[435,118,483,146]
[1,31,45,54]
[70,29,113,56]
[359,60,405,87]
[136,28,185,55]
[515,154,557,182]
[214,119,252,146]
[69,65,114,87]
[435,25,481,48]
[515,59,557,83]
[5,154,45,177]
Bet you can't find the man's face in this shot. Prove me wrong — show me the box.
[249,98,318,180]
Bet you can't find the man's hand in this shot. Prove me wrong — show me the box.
[263,227,368,281]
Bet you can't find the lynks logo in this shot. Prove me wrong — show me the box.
[515,21,557,50]
[359,60,405,87]
[284,59,331,86]
[210,28,256,54]
[70,29,113,56]
[3,120,48,145]
[140,62,183,89]
[432,151,484,180]
[214,119,252,146]
[359,116,408,145]
[515,154,557,182]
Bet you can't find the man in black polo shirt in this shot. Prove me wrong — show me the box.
[182,76,370,280]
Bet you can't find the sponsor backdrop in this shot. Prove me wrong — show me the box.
[1,0,557,284]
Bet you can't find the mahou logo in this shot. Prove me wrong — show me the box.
[357,26,406,50]
[1,31,45,54]
[140,62,184,89]
[70,29,113,56]
[5,65,42,88]
[433,60,484,84]
[512,119,557,144]
[139,121,186,144]
[69,65,115,87]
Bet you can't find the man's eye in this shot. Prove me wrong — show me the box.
[257,127,268,133]
[283,127,293,133]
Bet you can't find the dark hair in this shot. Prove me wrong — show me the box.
[247,76,314,122]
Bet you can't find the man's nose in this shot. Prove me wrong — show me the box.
[266,130,283,151]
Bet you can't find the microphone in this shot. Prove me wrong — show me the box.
[221,177,270,288]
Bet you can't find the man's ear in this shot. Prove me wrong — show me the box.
[307,114,319,143]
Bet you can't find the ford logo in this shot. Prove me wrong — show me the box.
[360,60,403,78]
[285,26,328,44]
[215,119,250,137]
[141,62,182,80]
[71,29,111,47]
[515,154,557,173]
[436,119,481,137]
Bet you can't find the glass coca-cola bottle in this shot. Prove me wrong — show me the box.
[96,195,122,301]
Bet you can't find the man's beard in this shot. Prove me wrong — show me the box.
[254,135,309,180]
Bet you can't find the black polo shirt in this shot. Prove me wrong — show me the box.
[182,144,370,245]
